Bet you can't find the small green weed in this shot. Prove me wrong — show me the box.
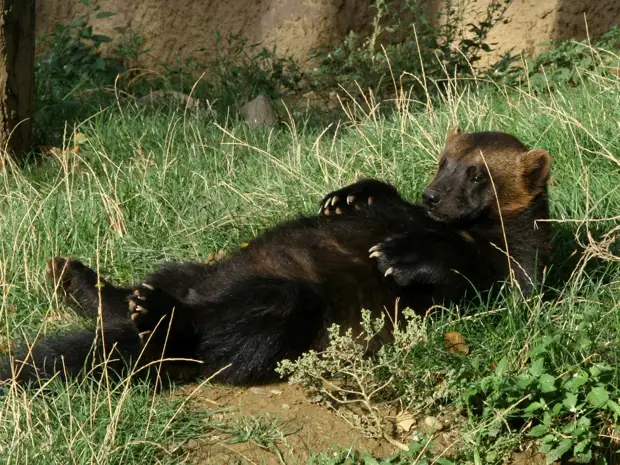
[214,413,297,449]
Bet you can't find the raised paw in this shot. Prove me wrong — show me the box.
[319,192,363,216]
[318,179,400,216]
[128,283,180,336]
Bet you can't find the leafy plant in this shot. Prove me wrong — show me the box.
[33,0,147,145]
[461,334,620,463]
[308,0,512,104]
[36,0,118,91]
[163,33,304,113]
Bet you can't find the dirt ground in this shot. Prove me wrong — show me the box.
[176,381,398,464]
[172,381,553,464]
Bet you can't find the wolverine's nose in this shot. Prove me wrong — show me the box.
[423,189,441,207]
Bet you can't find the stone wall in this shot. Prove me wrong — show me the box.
[35,0,620,69]
[35,0,377,68]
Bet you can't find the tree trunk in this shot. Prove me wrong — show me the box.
[0,0,35,160]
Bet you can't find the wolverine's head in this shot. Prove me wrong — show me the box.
[422,129,551,224]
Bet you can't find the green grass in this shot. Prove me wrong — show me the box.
[0,75,618,463]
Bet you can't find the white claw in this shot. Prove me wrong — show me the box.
[369,251,382,259]
[331,195,340,206]
[384,267,394,277]
[142,283,154,290]
[324,200,331,210]
[136,305,147,313]
[369,245,380,253]
[347,195,355,205]
[368,196,375,205]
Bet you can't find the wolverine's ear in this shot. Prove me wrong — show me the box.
[521,149,551,191]
[446,127,462,143]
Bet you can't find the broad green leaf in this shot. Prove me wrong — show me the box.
[539,374,556,392]
[495,356,509,377]
[565,375,588,392]
[563,392,578,410]
[547,438,573,462]
[574,439,589,454]
[516,374,534,389]
[607,399,620,417]
[524,401,544,413]
[528,424,548,437]
[586,386,609,408]
[575,450,593,464]
[530,358,545,377]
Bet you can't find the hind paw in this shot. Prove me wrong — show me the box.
[45,256,98,301]
[128,284,179,334]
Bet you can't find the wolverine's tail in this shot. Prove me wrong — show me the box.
[0,318,144,386]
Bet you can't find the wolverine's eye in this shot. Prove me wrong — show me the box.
[472,173,486,183]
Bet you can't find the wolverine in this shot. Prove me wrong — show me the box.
[0,130,552,386]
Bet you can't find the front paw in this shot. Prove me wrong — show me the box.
[128,284,179,339]
[369,236,446,287]
[318,179,398,216]
[369,238,414,286]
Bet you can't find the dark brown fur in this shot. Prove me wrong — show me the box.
[0,130,552,387]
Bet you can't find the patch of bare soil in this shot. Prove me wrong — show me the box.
[509,448,548,465]
[173,381,468,464]
[177,382,396,464]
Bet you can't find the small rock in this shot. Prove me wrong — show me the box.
[394,411,416,433]
[240,95,278,127]
[422,415,444,432]
[270,389,283,395]
[327,91,340,110]
[281,403,290,409]
[185,439,201,450]
[249,387,267,395]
